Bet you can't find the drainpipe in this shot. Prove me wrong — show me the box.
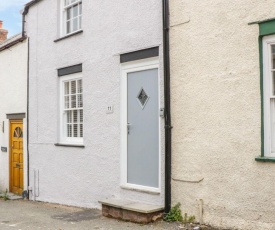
[163,0,172,213]
[22,9,30,199]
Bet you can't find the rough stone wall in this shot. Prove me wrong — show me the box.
[0,39,28,192]
[170,0,275,229]
[25,0,164,208]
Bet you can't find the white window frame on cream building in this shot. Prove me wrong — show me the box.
[59,73,83,145]
[263,35,275,157]
[61,0,82,36]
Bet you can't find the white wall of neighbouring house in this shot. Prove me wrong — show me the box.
[25,0,164,208]
[0,37,28,193]
[170,1,275,229]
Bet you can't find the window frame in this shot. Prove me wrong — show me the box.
[263,35,275,157]
[59,73,83,145]
[61,0,82,37]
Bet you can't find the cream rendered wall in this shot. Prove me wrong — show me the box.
[170,1,275,229]
[170,0,275,230]
[0,38,28,193]
[25,0,164,208]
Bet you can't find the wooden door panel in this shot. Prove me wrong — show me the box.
[20,153,23,163]
[13,168,19,187]
[13,141,19,149]
[10,121,24,195]
[20,168,23,189]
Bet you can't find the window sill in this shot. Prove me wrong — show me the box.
[54,143,85,148]
[54,30,83,43]
[120,184,160,195]
[255,156,275,162]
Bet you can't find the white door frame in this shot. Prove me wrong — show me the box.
[120,57,161,193]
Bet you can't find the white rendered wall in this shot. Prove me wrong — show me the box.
[170,1,275,229]
[0,39,28,193]
[25,0,164,208]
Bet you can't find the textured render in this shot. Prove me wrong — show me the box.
[0,37,28,192]
[25,0,164,208]
[170,1,275,230]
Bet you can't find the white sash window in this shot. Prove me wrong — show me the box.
[263,35,275,157]
[60,73,83,144]
[62,0,82,35]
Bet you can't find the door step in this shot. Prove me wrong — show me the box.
[98,199,164,224]
[0,192,22,200]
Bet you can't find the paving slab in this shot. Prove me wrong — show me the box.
[0,199,179,230]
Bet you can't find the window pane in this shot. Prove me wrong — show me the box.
[66,21,71,34]
[77,79,82,93]
[272,45,275,69]
[73,124,78,137]
[77,94,83,107]
[71,95,76,108]
[79,17,82,29]
[73,18,78,31]
[64,82,69,95]
[73,110,78,123]
[272,72,275,96]
[71,80,76,94]
[67,124,72,137]
[80,109,83,123]
[64,96,70,109]
[73,4,78,17]
[67,8,71,20]
[271,99,275,153]
[66,111,72,123]
[79,3,82,14]
[80,124,83,137]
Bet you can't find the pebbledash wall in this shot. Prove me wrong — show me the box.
[0,35,28,192]
[170,1,275,230]
[25,0,164,208]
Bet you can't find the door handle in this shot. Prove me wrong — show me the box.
[127,123,131,134]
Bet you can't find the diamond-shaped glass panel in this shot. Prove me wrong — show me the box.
[137,88,149,108]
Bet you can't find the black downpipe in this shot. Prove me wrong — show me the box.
[163,0,172,213]
[22,14,25,38]
[22,12,30,199]
[27,38,30,199]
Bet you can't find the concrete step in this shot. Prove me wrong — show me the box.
[99,199,164,224]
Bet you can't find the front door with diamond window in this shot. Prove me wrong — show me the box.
[127,68,159,188]
[10,121,24,195]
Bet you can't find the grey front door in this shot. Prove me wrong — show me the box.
[127,68,159,188]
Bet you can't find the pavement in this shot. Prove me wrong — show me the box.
[0,199,181,230]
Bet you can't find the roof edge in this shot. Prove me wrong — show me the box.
[0,36,27,53]
[23,0,42,15]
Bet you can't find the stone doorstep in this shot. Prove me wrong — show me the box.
[99,199,164,224]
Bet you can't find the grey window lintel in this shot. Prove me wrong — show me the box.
[120,47,159,63]
[58,64,82,77]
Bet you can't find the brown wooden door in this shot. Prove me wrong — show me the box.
[10,121,24,195]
